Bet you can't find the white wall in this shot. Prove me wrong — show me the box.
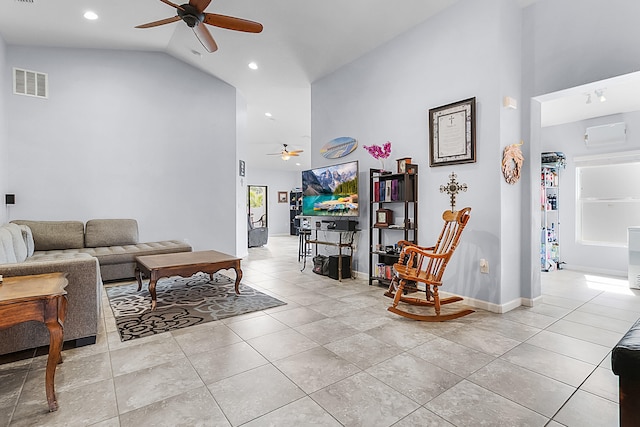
[521,0,640,288]
[5,46,244,255]
[541,111,640,275]
[248,167,301,236]
[312,0,523,307]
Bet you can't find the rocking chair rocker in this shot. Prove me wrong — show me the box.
[385,207,473,322]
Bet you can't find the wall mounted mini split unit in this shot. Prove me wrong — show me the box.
[13,68,48,99]
[584,122,626,147]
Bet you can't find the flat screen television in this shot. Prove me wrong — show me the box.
[301,160,358,216]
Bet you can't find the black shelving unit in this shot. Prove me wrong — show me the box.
[368,166,418,286]
[289,190,302,235]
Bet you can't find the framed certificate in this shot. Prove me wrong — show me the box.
[429,97,476,167]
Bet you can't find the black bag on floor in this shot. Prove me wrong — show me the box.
[312,255,329,275]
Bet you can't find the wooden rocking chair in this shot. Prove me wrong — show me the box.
[385,207,473,321]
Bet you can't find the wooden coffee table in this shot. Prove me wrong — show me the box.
[135,250,243,310]
[0,272,68,412]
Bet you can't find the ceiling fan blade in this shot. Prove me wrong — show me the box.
[159,0,184,11]
[203,13,263,33]
[289,150,304,154]
[193,24,218,52]
[135,16,181,28]
[267,153,284,156]
[289,153,300,156]
[189,0,212,14]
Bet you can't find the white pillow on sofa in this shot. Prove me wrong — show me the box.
[18,224,35,257]
[3,223,28,263]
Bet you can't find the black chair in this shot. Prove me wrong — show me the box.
[248,215,268,247]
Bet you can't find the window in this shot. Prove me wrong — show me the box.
[576,151,640,246]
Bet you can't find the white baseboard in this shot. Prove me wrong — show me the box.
[362,276,540,314]
[439,293,527,314]
[521,295,544,307]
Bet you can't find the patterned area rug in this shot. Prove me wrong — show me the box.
[106,273,286,342]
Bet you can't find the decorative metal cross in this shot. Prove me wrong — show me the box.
[440,172,467,211]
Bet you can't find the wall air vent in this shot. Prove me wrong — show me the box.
[584,122,626,147]
[13,68,48,99]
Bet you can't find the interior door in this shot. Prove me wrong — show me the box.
[248,185,268,227]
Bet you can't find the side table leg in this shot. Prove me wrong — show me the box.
[45,299,65,412]
[234,265,243,295]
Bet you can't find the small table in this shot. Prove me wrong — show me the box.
[301,229,356,281]
[0,273,68,412]
[135,250,243,310]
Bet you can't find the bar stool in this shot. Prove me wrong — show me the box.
[298,228,311,262]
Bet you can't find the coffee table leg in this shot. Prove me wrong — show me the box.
[234,265,243,295]
[149,279,158,311]
[135,267,143,291]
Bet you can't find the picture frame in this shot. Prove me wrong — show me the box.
[278,191,288,203]
[396,157,412,173]
[429,97,476,167]
[374,208,393,228]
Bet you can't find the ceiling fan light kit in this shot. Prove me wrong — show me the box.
[135,0,263,53]
[267,144,303,161]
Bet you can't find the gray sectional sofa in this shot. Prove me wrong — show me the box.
[0,219,192,355]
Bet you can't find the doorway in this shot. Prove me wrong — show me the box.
[248,185,268,228]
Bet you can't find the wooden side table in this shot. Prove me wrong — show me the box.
[0,272,68,412]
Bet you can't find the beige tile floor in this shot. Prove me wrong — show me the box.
[1,235,636,426]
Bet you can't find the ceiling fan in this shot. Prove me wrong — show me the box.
[135,0,263,53]
[267,144,304,161]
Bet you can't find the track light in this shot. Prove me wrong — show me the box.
[595,89,606,102]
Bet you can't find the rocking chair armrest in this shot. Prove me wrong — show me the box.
[403,245,449,260]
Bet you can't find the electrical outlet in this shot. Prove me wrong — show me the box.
[480,259,489,274]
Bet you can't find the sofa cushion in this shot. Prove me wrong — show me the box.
[80,240,192,265]
[12,220,85,251]
[85,219,139,248]
[27,250,96,263]
[4,223,28,263]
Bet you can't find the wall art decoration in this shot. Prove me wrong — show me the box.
[320,136,358,159]
[429,97,476,167]
[501,141,524,184]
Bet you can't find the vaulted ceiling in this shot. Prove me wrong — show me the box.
[2,0,542,171]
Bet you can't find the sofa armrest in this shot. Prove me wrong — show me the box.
[0,256,102,355]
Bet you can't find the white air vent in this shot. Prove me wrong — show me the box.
[13,68,48,99]
[584,122,625,147]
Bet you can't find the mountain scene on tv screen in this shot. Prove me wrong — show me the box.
[302,164,358,216]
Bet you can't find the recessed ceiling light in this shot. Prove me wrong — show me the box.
[265,112,272,117]
[248,62,258,70]
[84,11,98,20]
[296,163,301,166]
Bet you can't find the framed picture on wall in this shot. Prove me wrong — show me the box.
[429,97,476,167]
[278,191,288,203]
